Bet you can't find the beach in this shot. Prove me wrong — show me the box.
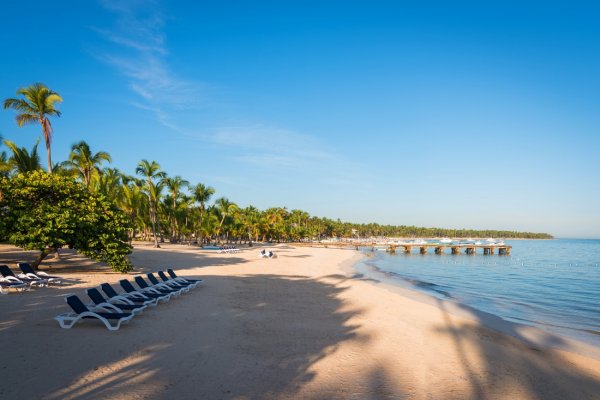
[2,243,600,400]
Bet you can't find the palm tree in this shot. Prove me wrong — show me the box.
[214,197,238,241]
[119,182,145,242]
[240,205,260,244]
[66,140,112,186]
[135,159,165,247]
[0,136,10,179]
[192,183,215,245]
[162,175,189,243]
[95,167,122,201]
[3,139,41,174]
[0,151,9,178]
[262,207,288,242]
[3,83,62,173]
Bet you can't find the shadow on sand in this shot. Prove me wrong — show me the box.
[432,298,600,399]
[4,274,404,399]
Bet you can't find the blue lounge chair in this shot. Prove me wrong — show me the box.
[100,283,158,307]
[167,268,203,287]
[54,295,134,330]
[120,279,171,302]
[0,265,46,288]
[18,263,62,285]
[147,273,190,293]
[86,288,147,315]
[0,278,28,294]
[158,271,199,289]
[134,276,182,296]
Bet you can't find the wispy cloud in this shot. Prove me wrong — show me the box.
[204,125,377,190]
[92,0,197,129]
[209,125,334,168]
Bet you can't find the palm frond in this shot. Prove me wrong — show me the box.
[3,98,36,113]
[15,114,38,127]
[3,139,41,173]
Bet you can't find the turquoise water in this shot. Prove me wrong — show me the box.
[358,239,600,346]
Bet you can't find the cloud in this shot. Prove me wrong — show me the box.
[203,125,378,191]
[209,125,334,168]
[92,0,197,129]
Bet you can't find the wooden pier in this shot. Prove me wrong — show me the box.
[385,243,511,255]
[297,241,511,255]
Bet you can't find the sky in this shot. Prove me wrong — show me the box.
[1,1,599,238]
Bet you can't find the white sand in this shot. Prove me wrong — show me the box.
[1,243,599,399]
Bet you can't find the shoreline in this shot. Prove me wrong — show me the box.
[348,251,600,361]
[1,243,600,399]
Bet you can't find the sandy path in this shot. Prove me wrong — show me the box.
[1,243,599,399]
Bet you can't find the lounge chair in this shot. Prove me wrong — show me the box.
[100,283,158,307]
[0,265,46,288]
[157,270,199,289]
[18,263,62,285]
[0,278,28,294]
[220,245,241,254]
[119,279,171,302]
[147,272,190,293]
[167,268,203,286]
[134,276,182,296]
[86,288,147,315]
[54,295,134,330]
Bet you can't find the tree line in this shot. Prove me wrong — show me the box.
[0,83,553,270]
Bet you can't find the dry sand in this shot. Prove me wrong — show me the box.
[1,243,600,400]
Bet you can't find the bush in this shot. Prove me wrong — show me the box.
[0,171,133,272]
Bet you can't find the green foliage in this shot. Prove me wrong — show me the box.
[0,171,133,272]
[3,139,41,174]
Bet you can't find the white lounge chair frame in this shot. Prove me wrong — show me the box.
[54,311,133,331]
[55,300,134,331]
[0,278,29,294]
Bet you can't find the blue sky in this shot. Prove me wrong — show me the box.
[1,1,599,238]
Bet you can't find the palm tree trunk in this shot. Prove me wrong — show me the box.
[45,141,53,173]
[149,201,159,248]
[198,207,204,245]
[40,118,53,173]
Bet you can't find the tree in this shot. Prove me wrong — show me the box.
[94,167,122,201]
[3,83,62,173]
[0,151,9,179]
[66,140,112,187]
[119,181,145,242]
[192,183,215,245]
[162,175,189,242]
[0,136,9,179]
[0,171,132,272]
[135,159,165,247]
[3,139,41,174]
[240,205,260,244]
[214,197,238,241]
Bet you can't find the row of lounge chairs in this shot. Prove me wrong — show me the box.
[54,269,202,331]
[0,263,63,293]
[220,245,241,254]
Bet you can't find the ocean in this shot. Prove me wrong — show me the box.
[357,239,600,346]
